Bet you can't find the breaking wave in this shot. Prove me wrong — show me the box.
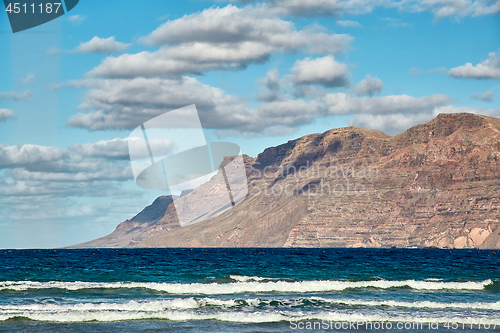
[1,302,499,324]
[0,279,492,294]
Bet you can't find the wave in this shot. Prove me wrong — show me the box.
[1,304,499,324]
[229,275,280,282]
[0,279,492,294]
[1,297,499,312]
[310,297,500,310]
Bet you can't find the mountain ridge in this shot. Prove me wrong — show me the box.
[69,113,500,249]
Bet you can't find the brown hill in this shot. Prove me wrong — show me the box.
[71,113,500,249]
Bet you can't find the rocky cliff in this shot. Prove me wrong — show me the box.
[71,113,500,249]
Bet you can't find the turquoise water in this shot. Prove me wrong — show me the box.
[0,248,499,332]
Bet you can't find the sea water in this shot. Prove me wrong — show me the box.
[0,248,499,332]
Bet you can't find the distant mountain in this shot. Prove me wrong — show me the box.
[70,195,177,248]
[70,113,500,249]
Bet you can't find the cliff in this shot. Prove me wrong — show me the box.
[70,113,500,249]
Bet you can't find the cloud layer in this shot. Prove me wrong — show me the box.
[292,56,350,88]
[89,5,353,78]
[61,2,500,139]
[0,91,32,102]
[322,93,450,115]
[68,14,85,25]
[238,0,500,20]
[355,75,383,96]
[348,105,500,134]
[0,138,137,198]
[448,48,500,79]
[0,109,16,122]
[76,36,130,54]
[66,77,257,131]
[470,91,494,102]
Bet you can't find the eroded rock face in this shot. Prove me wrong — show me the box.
[277,113,500,249]
[70,113,500,249]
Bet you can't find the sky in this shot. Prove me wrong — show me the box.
[0,0,499,248]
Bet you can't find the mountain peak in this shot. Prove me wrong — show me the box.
[130,195,176,223]
[393,112,500,147]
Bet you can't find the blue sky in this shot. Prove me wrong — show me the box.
[0,0,499,248]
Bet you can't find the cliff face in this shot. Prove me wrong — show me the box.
[71,113,500,249]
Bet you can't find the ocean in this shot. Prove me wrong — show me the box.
[0,248,499,332]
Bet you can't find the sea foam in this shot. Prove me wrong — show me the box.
[0,279,492,294]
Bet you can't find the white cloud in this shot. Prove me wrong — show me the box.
[0,139,139,199]
[0,144,66,169]
[380,17,412,27]
[0,91,32,101]
[448,48,500,79]
[88,49,223,78]
[256,98,325,127]
[256,89,281,102]
[432,105,500,118]
[76,36,130,54]
[348,104,500,134]
[90,5,352,78]
[256,69,282,101]
[68,14,85,25]
[0,176,129,198]
[403,0,500,19]
[63,75,330,135]
[0,109,16,122]
[293,84,327,99]
[66,77,256,131]
[49,37,130,56]
[263,69,280,91]
[348,112,435,134]
[292,56,350,87]
[140,4,350,50]
[355,74,383,96]
[64,70,460,138]
[212,97,325,136]
[216,125,297,137]
[337,20,362,27]
[21,73,35,84]
[270,0,375,17]
[69,138,135,159]
[0,138,145,172]
[470,90,494,102]
[70,137,174,160]
[268,0,500,19]
[9,166,131,183]
[322,93,451,115]
[88,43,278,78]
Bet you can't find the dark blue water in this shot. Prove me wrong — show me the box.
[0,248,499,332]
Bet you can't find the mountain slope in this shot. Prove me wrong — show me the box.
[69,195,177,248]
[70,113,500,249]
